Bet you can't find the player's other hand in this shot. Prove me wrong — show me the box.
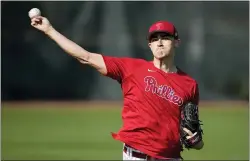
[30,16,52,34]
[183,128,196,139]
[183,128,204,149]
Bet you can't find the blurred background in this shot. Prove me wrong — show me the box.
[1,1,249,160]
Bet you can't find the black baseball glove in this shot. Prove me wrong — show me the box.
[180,102,203,149]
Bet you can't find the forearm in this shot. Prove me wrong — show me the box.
[45,26,89,61]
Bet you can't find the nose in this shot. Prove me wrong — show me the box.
[157,39,163,47]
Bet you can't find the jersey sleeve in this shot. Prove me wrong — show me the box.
[192,82,200,105]
[102,55,146,83]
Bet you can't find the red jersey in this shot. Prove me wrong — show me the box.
[102,56,199,159]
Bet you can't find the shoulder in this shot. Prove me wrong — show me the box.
[177,67,200,103]
[177,67,198,87]
[119,57,149,64]
[102,55,148,64]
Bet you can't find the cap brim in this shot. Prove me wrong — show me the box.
[147,30,174,41]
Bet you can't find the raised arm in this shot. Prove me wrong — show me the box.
[30,16,107,75]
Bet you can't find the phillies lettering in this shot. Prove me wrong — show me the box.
[144,76,183,106]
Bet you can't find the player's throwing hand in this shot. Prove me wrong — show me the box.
[30,16,52,34]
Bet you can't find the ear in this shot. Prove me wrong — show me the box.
[148,42,151,48]
[174,39,181,48]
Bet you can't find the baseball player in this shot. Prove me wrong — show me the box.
[31,15,204,160]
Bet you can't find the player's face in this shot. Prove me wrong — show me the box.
[148,32,175,59]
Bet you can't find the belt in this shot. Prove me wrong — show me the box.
[123,144,148,159]
[123,144,182,161]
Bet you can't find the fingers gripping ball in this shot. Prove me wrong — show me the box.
[180,102,203,149]
[28,8,41,19]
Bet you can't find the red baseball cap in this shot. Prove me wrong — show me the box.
[147,21,179,41]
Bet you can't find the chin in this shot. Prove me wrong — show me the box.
[154,54,169,60]
[153,51,171,59]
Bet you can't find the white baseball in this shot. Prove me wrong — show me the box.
[28,8,41,18]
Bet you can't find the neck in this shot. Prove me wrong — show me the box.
[153,55,177,73]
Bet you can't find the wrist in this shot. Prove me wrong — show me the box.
[44,26,54,35]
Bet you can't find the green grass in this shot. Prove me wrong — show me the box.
[1,103,249,160]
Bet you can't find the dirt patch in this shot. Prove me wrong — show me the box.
[199,100,248,108]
